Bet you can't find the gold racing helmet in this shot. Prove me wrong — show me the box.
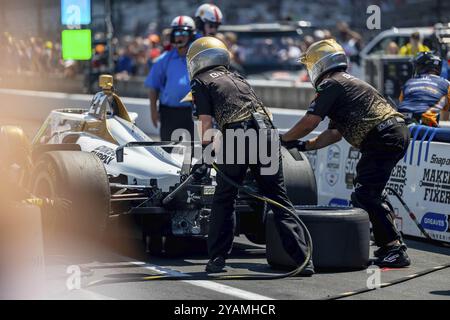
[186,36,230,80]
[298,39,348,87]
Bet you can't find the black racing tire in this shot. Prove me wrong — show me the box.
[241,147,317,245]
[243,202,267,245]
[31,151,110,253]
[281,147,317,206]
[266,206,370,270]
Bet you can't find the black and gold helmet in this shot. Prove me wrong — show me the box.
[298,39,348,87]
[186,36,230,79]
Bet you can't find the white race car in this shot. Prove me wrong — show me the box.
[8,76,317,253]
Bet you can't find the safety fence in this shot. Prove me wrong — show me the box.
[0,73,316,110]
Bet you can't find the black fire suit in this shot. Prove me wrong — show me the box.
[307,71,410,247]
[191,66,309,263]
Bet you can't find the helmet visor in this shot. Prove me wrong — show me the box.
[188,48,230,80]
[173,30,191,37]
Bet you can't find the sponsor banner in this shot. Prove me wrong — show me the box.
[308,131,450,243]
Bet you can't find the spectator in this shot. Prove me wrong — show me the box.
[224,32,244,65]
[399,32,430,56]
[335,21,363,60]
[148,34,162,61]
[314,29,333,41]
[216,32,245,75]
[115,45,135,77]
[300,35,315,52]
[278,37,301,64]
[385,41,400,55]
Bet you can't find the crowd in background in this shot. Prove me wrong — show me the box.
[4,19,445,83]
[0,32,65,76]
[0,20,365,82]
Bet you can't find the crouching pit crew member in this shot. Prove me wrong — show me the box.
[281,39,411,268]
[398,51,450,127]
[187,37,313,275]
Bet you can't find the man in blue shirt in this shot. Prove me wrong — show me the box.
[145,16,196,141]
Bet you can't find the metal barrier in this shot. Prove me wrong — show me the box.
[0,73,316,110]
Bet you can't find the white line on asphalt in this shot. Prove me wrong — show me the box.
[127,259,275,300]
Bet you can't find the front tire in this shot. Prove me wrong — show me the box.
[31,151,110,253]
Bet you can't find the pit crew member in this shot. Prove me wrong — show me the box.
[194,3,223,37]
[187,37,313,275]
[281,39,411,268]
[398,51,450,126]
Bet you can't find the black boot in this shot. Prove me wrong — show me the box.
[205,256,226,273]
[298,259,315,277]
[374,244,411,268]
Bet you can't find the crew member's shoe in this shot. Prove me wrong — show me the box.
[374,239,406,258]
[205,256,226,273]
[373,246,389,258]
[298,259,315,277]
[374,244,411,268]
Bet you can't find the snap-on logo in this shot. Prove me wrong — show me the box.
[429,154,450,167]
[421,212,448,232]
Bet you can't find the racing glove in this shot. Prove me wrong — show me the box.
[280,136,308,151]
[191,162,211,181]
[421,110,439,127]
[190,143,213,181]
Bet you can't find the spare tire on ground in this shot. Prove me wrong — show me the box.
[243,147,317,245]
[266,206,370,270]
[281,147,317,206]
[31,151,110,254]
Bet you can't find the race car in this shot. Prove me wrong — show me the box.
[2,75,317,254]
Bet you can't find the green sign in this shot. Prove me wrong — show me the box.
[61,29,92,60]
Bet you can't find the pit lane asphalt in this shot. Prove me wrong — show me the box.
[41,236,450,300]
[2,97,449,300]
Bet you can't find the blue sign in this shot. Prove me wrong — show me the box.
[329,198,350,207]
[61,0,91,25]
[421,212,448,232]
